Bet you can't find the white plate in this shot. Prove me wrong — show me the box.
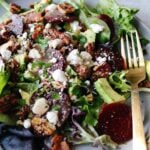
[0,1,150,150]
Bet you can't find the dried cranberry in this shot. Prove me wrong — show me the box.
[95,48,124,71]
[99,14,115,39]
[53,93,71,127]
[98,102,132,144]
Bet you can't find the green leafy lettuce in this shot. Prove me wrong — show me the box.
[96,0,138,33]
[0,70,10,95]
[109,71,131,92]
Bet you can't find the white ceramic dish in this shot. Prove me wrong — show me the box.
[0,0,150,150]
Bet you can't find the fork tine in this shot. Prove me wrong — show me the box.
[135,30,145,67]
[126,34,132,68]
[121,37,127,68]
[130,32,138,67]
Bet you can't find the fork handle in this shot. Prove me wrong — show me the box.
[131,85,147,150]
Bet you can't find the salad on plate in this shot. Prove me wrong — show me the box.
[0,0,150,149]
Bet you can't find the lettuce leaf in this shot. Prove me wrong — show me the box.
[0,113,16,125]
[96,0,138,33]
[0,71,10,95]
[109,71,131,92]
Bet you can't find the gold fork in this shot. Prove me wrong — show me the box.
[121,30,147,150]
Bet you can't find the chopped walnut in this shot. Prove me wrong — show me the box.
[24,12,43,24]
[31,117,55,136]
[44,29,71,45]
[0,94,18,113]
[10,3,22,14]
[85,42,95,57]
[51,134,70,150]
[75,65,91,80]
[57,2,75,14]
[32,24,44,40]
[16,105,30,120]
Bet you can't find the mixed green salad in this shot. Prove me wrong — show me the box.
[0,0,150,150]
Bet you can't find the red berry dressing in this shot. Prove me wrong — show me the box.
[98,102,132,144]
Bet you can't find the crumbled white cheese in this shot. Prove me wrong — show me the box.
[67,49,83,65]
[70,21,81,32]
[67,49,93,67]
[48,39,63,49]
[0,28,6,35]
[85,80,90,85]
[96,56,106,65]
[23,119,31,129]
[80,51,92,61]
[0,49,12,60]
[46,111,58,125]
[32,98,49,116]
[45,23,51,29]
[90,24,104,33]
[28,24,35,33]
[22,32,28,39]
[52,69,67,83]
[28,49,41,59]
[50,57,57,63]
[0,59,5,71]
[45,4,57,12]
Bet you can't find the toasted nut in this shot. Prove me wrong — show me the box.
[51,134,70,150]
[10,3,22,14]
[0,94,18,113]
[31,117,55,136]
[57,2,75,14]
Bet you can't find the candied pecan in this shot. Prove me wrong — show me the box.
[0,94,18,113]
[9,35,20,52]
[45,10,76,24]
[75,65,91,80]
[92,63,112,80]
[16,105,30,120]
[10,3,22,14]
[51,134,70,150]
[139,80,150,88]
[85,43,95,56]
[8,59,20,82]
[31,117,55,136]
[57,2,75,14]
[24,12,43,24]
[32,24,44,40]
[45,29,71,45]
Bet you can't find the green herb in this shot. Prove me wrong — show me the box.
[52,92,60,100]
[31,61,51,69]
[35,35,49,49]
[18,99,26,107]
[52,104,61,111]
[79,35,87,46]
[66,65,77,77]
[34,3,47,12]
